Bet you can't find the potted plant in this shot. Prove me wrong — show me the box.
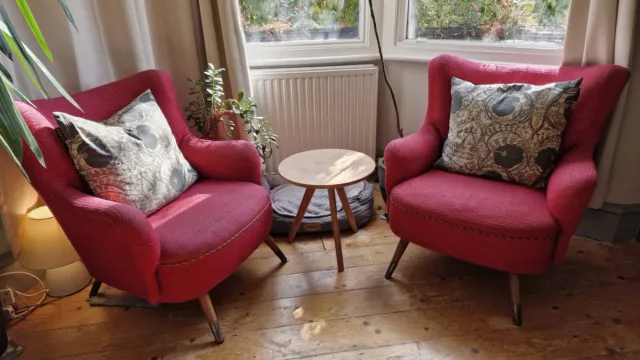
[184,64,278,163]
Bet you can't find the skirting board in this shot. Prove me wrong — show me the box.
[576,203,640,243]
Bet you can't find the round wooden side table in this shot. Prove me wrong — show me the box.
[279,149,376,272]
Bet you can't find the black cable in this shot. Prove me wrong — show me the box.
[368,0,403,138]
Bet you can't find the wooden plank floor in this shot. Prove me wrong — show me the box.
[10,188,640,359]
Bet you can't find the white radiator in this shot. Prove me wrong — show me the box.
[251,65,379,174]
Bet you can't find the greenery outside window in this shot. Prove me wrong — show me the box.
[239,0,383,67]
[407,0,570,46]
[381,0,570,65]
[240,0,361,43]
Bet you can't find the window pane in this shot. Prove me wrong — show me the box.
[407,0,570,46]
[240,0,360,43]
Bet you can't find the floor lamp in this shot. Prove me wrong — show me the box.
[19,206,92,297]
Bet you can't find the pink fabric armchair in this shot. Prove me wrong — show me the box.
[384,55,629,325]
[16,70,287,344]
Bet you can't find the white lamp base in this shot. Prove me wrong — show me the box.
[45,261,92,297]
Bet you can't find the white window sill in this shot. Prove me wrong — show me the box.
[248,46,562,68]
[248,52,379,68]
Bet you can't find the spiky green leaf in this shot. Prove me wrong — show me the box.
[0,5,48,96]
[0,71,34,107]
[0,31,12,60]
[2,32,45,97]
[16,0,53,61]
[58,0,77,31]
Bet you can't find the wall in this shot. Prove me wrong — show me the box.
[376,61,429,154]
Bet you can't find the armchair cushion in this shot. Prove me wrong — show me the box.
[388,170,559,273]
[55,90,198,215]
[434,77,582,188]
[151,179,272,302]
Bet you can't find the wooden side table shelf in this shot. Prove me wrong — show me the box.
[279,149,376,272]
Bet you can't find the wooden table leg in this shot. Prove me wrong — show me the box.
[336,187,358,233]
[288,188,315,243]
[327,188,345,272]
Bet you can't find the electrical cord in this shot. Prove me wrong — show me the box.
[0,272,48,325]
[368,0,403,138]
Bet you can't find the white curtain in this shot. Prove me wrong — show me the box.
[0,0,251,254]
[561,0,639,208]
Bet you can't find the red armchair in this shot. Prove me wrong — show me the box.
[384,55,629,325]
[16,70,287,344]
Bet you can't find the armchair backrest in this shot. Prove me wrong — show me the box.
[18,70,189,194]
[426,54,630,158]
[14,70,187,301]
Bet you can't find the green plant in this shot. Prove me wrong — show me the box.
[0,0,80,178]
[240,0,360,30]
[414,0,569,34]
[185,64,278,162]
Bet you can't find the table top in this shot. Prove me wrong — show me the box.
[279,149,376,188]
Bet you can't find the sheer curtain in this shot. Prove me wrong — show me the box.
[0,0,251,254]
[561,0,639,208]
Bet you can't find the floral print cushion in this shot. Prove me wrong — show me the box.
[434,77,582,188]
[55,90,198,215]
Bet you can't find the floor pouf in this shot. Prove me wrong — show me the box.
[270,180,374,235]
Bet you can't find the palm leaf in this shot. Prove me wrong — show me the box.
[0,81,44,168]
[58,0,77,31]
[0,62,11,82]
[0,5,48,96]
[24,44,81,110]
[16,0,52,61]
[1,71,34,107]
[2,32,45,97]
[0,83,22,161]
[0,19,81,111]
[0,31,12,60]
[0,133,27,179]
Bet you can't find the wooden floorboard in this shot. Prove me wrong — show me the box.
[9,187,640,359]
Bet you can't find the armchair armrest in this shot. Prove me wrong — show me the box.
[546,151,597,265]
[50,187,161,303]
[384,124,442,197]
[180,135,262,186]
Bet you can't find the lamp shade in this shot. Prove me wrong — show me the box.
[19,206,80,270]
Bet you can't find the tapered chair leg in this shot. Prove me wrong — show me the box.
[89,281,102,298]
[385,239,410,279]
[198,293,224,344]
[509,273,522,326]
[264,236,288,263]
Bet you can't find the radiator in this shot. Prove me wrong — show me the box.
[250,65,379,174]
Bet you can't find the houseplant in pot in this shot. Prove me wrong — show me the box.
[185,64,278,163]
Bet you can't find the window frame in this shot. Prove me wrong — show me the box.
[381,0,564,65]
[243,0,381,67]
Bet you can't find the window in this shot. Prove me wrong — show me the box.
[241,0,381,67]
[240,0,361,43]
[380,0,568,65]
[406,0,570,46]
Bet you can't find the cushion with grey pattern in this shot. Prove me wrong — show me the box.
[55,90,198,215]
[434,77,582,188]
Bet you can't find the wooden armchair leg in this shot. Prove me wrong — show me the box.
[385,239,410,279]
[89,281,102,298]
[198,293,224,344]
[264,236,288,263]
[509,273,522,326]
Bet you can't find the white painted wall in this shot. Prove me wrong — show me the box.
[376,60,429,154]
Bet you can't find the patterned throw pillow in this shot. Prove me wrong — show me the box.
[55,90,198,215]
[434,77,582,188]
